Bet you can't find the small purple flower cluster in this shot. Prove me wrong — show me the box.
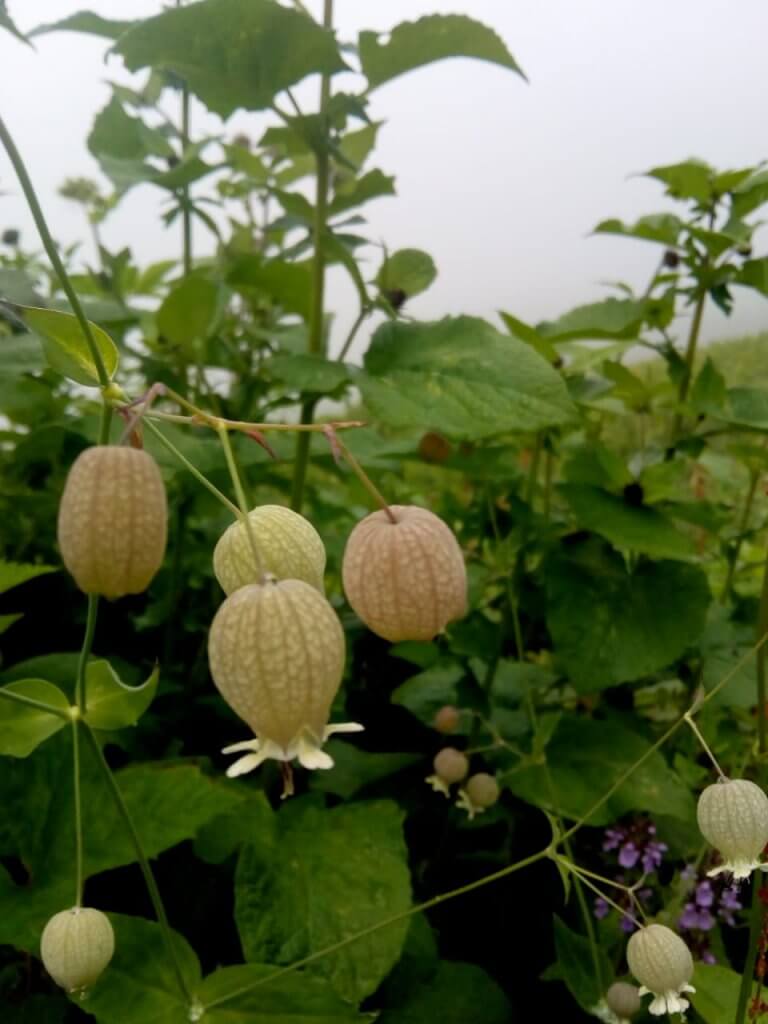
[593,819,668,933]
[677,866,742,964]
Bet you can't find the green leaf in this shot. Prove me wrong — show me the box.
[391,662,464,725]
[537,298,646,342]
[0,680,69,757]
[690,963,740,1023]
[505,714,696,826]
[359,15,525,90]
[30,11,136,40]
[735,257,768,297]
[0,612,23,634]
[156,277,223,349]
[646,159,714,204]
[498,310,559,362]
[228,256,312,320]
[732,168,768,218]
[376,249,437,299]
[195,793,274,865]
[0,333,47,375]
[88,95,174,167]
[0,0,31,45]
[359,316,575,441]
[329,169,395,215]
[269,353,350,395]
[551,916,613,1012]
[236,798,411,1003]
[690,357,727,413]
[310,742,420,799]
[19,305,118,385]
[115,0,347,118]
[83,660,159,730]
[559,484,695,560]
[378,961,511,1024]
[74,913,200,1023]
[593,213,683,246]
[543,539,710,691]
[0,560,56,595]
[197,965,367,1023]
[714,387,768,430]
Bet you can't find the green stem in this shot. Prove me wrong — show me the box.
[671,288,707,440]
[735,880,763,1024]
[0,113,110,388]
[333,433,396,522]
[525,434,543,507]
[755,547,768,754]
[217,423,264,575]
[201,846,550,1011]
[722,468,760,603]
[142,418,239,517]
[290,0,333,514]
[82,722,192,1003]
[98,402,113,446]
[72,719,84,906]
[335,306,367,363]
[180,82,192,277]
[75,594,99,714]
[0,688,71,719]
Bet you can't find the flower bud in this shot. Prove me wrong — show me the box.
[626,924,694,1016]
[213,504,326,595]
[605,981,642,1020]
[433,705,460,734]
[697,777,768,879]
[208,578,360,775]
[41,907,114,992]
[342,505,466,643]
[57,446,167,599]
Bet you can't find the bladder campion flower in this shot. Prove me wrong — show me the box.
[426,747,469,796]
[626,924,694,1016]
[697,777,768,880]
[456,772,500,819]
[41,907,115,993]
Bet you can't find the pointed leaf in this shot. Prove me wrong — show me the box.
[552,916,613,1012]
[31,12,135,40]
[84,660,159,730]
[537,298,646,342]
[0,560,56,595]
[19,305,118,385]
[0,680,69,757]
[156,276,223,350]
[593,213,683,246]
[0,0,31,45]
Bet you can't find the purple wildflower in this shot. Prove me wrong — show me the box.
[594,897,609,919]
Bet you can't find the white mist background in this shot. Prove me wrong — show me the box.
[1,0,767,361]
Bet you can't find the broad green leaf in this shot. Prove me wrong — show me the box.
[19,305,118,385]
[329,169,395,215]
[498,310,559,362]
[115,0,347,117]
[543,539,710,691]
[690,963,740,1023]
[537,298,646,342]
[0,266,45,305]
[197,965,366,1023]
[378,961,511,1024]
[0,680,69,757]
[735,257,768,296]
[236,798,411,1003]
[0,560,56,595]
[699,614,757,709]
[156,277,223,349]
[0,612,23,634]
[562,445,632,491]
[646,159,714,204]
[732,168,768,219]
[690,358,727,413]
[89,95,173,163]
[551,916,613,1012]
[228,256,312,320]
[593,212,683,246]
[376,249,437,300]
[338,122,380,171]
[0,0,30,45]
[74,913,200,1024]
[84,660,159,730]
[359,316,575,440]
[560,483,695,560]
[310,742,420,799]
[269,353,350,394]
[31,12,135,40]
[359,15,525,90]
[391,662,464,725]
[713,387,768,430]
[195,793,274,865]
[505,714,696,826]
[0,333,47,375]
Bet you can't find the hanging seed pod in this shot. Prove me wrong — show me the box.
[605,981,642,1020]
[213,504,326,595]
[342,505,467,643]
[434,748,469,784]
[456,772,500,818]
[41,907,115,993]
[626,924,694,1016]
[57,446,167,599]
[433,705,461,734]
[208,578,360,775]
[697,777,768,879]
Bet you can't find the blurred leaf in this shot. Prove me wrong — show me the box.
[0,561,56,594]
[194,793,273,865]
[269,353,350,394]
[559,484,695,560]
[376,249,437,300]
[359,316,575,440]
[115,0,347,117]
[713,387,768,430]
[0,333,47,375]
[228,256,312,320]
[732,168,768,219]
[543,539,710,691]
[0,612,23,634]
[338,122,380,171]
[391,662,464,725]
[156,277,223,349]
[0,267,46,305]
[505,714,696,826]
[735,257,768,297]
[646,159,714,204]
[236,798,411,1003]
[498,310,559,362]
[88,95,172,163]
[329,169,395,215]
[551,916,612,1011]
[0,680,69,757]
[18,305,118,385]
[690,963,740,1023]
[378,961,511,1024]
[0,1,30,45]
[359,15,525,90]
[198,965,367,1023]
[73,913,200,1023]
[31,11,135,40]
[84,660,159,731]
[593,213,683,246]
[537,298,646,342]
[310,742,420,799]
[690,358,727,413]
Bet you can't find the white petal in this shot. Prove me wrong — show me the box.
[222,738,260,755]
[226,752,268,777]
[426,774,451,798]
[296,733,335,770]
[323,721,364,738]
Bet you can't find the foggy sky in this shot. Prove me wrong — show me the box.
[2,0,767,361]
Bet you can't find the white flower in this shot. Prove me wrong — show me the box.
[627,924,695,1017]
[223,722,364,776]
[697,777,768,880]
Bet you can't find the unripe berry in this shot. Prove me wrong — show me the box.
[213,505,326,595]
[434,705,460,734]
[626,924,694,1017]
[433,747,469,784]
[57,446,167,599]
[697,777,768,879]
[342,505,466,643]
[41,907,114,992]
[209,579,359,774]
[605,981,642,1019]
[466,773,500,810]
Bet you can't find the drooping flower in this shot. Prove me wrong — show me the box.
[626,924,695,1016]
[697,777,768,880]
[605,980,642,1021]
[41,907,115,993]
